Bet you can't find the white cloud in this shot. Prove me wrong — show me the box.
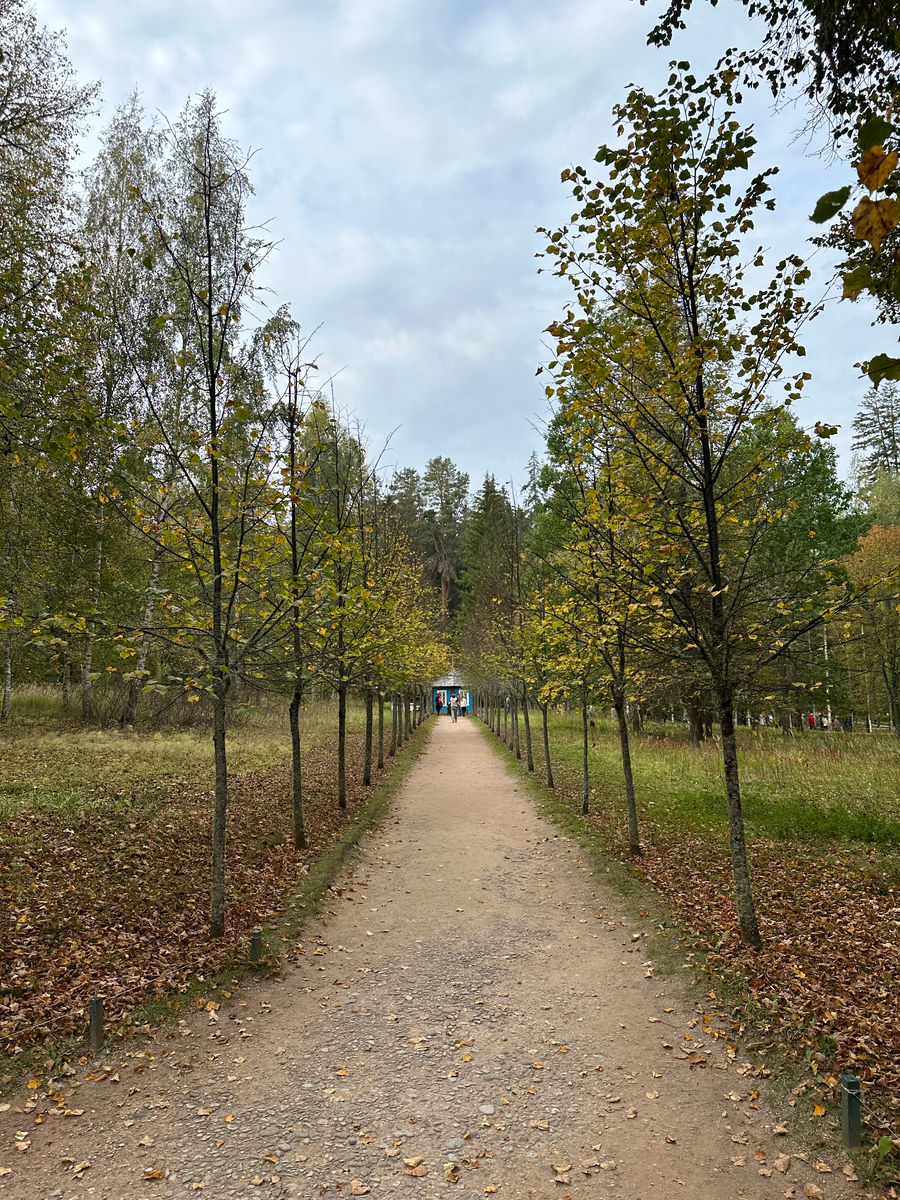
[34,0,879,487]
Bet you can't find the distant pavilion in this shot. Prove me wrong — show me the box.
[431,670,470,713]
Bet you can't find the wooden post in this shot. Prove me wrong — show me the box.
[89,996,104,1051]
[250,928,262,962]
[841,1073,861,1149]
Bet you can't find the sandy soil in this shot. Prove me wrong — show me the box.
[0,716,863,1200]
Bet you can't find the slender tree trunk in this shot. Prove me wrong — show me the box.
[377,692,385,769]
[364,688,373,786]
[542,701,554,788]
[390,692,397,756]
[503,697,508,743]
[337,681,348,808]
[210,679,230,938]
[718,697,762,948]
[0,631,12,721]
[289,678,307,849]
[512,694,521,759]
[581,684,589,815]
[81,517,104,724]
[121,539,165,726]
[62,649,71,712]
[613,692,640,855]
[521,683,534,772]
[404,691,411,740]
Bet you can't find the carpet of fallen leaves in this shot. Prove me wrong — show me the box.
[526,738,900,1126]
[0,729,394,1054]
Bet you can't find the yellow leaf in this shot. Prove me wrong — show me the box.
[532,1061,543,1069]
[350,1182,370,1196]
[26,1079,40,1090]
[461,1054,473,1062]
[804,1185,824,1199]
[857,145,899,191]
[444,1162,460,1183]
[851,195,900,248]
[405,1163,427,1177]
[144,1168,163,1180]
[813,1104,826,1117]
[224,1114,235,1122]
[403,1157,423,1168]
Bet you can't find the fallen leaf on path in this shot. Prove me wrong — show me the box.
[0,1168,11,1177]
[137,1135,154,1147]
[814,1162,831,1173]
[530,1121,549,1131]
[774,1153,791,1173]
[626,1108,637,1119]
[803,1185,823,1199]
[842,1164,858,1180]
[599,1161,617,1170]
[731,1156,746,1166]
[645,1090,659,1099]
[403,1156,424,1168]
[350,1181,370,1195]
[812,1104,826,1117]
[144,1168,163,1180]
[731,1133,748,1144]
[444,1163,459,1183]
[664,1135,677,1145]
[754,1149,767,1163]
[759,1167,773,1177]
[553,1163,572,1174]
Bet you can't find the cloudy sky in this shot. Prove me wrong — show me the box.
[36,0,884,491]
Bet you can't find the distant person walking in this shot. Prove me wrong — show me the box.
[435,695,443,715]
[449,695,459,723]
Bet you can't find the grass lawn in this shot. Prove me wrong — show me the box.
[506,710,900,1133]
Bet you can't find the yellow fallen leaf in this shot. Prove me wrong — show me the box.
[26,1079,40,1090]
[144,1168,163,1180]
[645,1090,659,1099]
[405,1164,427,1177]
[731,1156,747,1167]
[814,1162,831,1173]
[225,1114,235,1122]
[774,1153,791,1173]
[63,1109,84,1117]
[250,1177,264,1186]
[626,1108,637,1119]
[599,1161,617,1171]
[192,1184,204,1191]
[532,1061,543,1069]
[804,1185,824,1199]
[0,1167,10,1176]
[403,1157,424,1168]
[444,1162,460,1183]
[530,1120,549,1131]
[196,1107,212,1116]
[73,1161,90,1176]
[350,1182,370,1196]
[484,1189,498,1195]
[812,1104,826,1117]
[137,1135,154,1147]
[461,1054,473,1063]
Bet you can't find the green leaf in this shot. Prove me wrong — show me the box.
[841,264,873,301]
[810,186,852,224]
[866,353,900,385]
[859,116,895,153]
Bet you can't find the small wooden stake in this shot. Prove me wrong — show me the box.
[250,928,262,962]
[841,1073,861,1149]
[89,996,104,1051]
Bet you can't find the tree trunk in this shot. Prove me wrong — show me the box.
[121,539,165,726]
[542,701,554,788]
[289,678,307,849]
[338,681,347,808]
[80,636,96,723]
[512,694,521,759]
[390,692,397,756]
[210,680,230,938]
[377,692,385,769]
[521,683,534,772]
[503,697,508,744]
[62,648,71,712]
[718,698,762,948]
[404,691,411,740]
[581,685,590,815]
[613,693,640,855]
[364,688,373,786]
[0,631,12,721]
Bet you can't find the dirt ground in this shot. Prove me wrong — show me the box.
[0,716,865,1200]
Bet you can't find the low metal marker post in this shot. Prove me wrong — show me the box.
[250,928,262,962]
[89,996,104,1051]
[841,1073,861,1149]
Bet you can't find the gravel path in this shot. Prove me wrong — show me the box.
[0,716,859,1200]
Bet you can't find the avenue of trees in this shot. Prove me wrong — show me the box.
[0,6,448,937]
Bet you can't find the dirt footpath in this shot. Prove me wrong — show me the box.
[1,716,860,1200]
